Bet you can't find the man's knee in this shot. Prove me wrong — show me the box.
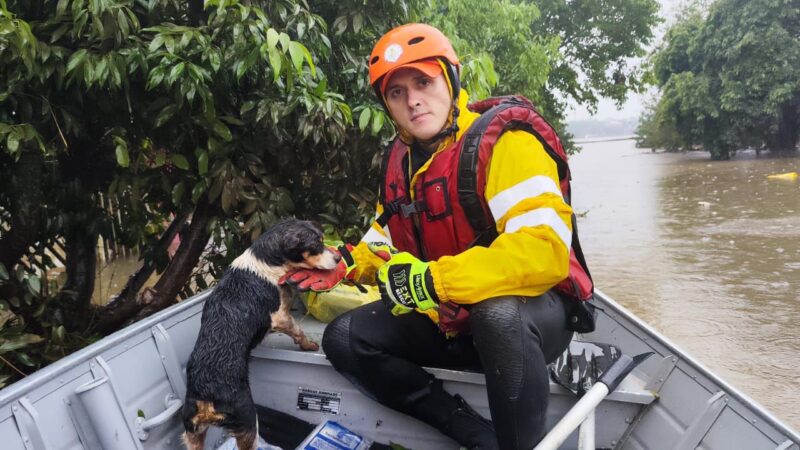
[321,312,353,369]
[469,296,522,330]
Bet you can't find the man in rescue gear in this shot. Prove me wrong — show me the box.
[283,23,594,449]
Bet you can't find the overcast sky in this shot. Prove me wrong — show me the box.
[565,0,683,122]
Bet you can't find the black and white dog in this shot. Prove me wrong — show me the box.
[182,219,340,450]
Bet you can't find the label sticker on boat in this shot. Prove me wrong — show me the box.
[297,387,342,414]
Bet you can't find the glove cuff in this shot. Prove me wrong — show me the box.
[338,243,358,279]
[424,268,439,303]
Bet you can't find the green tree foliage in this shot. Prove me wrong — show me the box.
[640,0,800,159]
[0,0,427,385]
[429,0,660,149]
[0,0,660,385]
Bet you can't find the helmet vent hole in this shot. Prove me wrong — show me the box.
[408,37,425,45]
[370,56,380,65]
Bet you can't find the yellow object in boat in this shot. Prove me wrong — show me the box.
[766,172,798,181]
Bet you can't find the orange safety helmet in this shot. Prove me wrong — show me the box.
[368,23,460,94]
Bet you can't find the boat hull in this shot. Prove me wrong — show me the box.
[0,289,797,449]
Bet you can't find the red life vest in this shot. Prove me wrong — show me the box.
[377,96,594,302]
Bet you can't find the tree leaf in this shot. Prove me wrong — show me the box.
[53,325,65,344]
[148,35,165,53]
[115,143,130,167]
[212,120,232,141]
[266,28,279,51]
[191,181,206,203]
[278,32,290,52]
[56,0,69,17]
[7,136,19,154]
[66,49,88,74]
[268,46,282,81]
[16,352,36,367]
[155,104,178,128]
[171,182,185,205]
[209,51,221,72]
[118,9,130,39]
[171,154,189,170]
[197,151,208,175]
[372,110,385,135]
[288,41,304,73]
[167,62,185,84]
[358,108,371,131]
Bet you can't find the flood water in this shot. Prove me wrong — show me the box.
[569,139,800,430]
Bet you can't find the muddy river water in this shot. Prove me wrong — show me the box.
[569,139,800,430]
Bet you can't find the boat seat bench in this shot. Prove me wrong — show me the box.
[259,313,657,407]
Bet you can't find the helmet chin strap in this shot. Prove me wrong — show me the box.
[416,100,459,149]
[413,60,462,149]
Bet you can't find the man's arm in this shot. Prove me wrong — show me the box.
[429,130,573,303]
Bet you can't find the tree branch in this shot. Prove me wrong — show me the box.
[91,212,189,335]
[134,199,212,321]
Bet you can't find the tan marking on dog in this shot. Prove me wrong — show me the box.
[182,427,208,450]
[303,247,339,270]
[230,249,285,284]
[233,429,258,450]
[269,286,319,351]
[191,400,226,427]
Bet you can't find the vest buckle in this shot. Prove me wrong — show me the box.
[400,200,427,217]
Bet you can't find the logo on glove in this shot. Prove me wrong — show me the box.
[390,266,414,306]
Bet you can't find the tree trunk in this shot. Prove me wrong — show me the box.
[775,101,799,152]
[92,213,189,335]
[58,229,99,332]
[134,199,213,321]
[0,149,44,273]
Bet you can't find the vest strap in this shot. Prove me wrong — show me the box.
[376,199,428,227]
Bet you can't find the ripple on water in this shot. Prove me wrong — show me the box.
[751,336,800,373]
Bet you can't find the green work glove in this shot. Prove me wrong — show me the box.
[368,243,439,316]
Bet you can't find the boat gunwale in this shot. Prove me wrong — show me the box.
[1,287,798,448]
[0,291,211,411]
[593,288,800,445]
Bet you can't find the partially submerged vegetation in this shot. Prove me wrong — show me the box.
[636,0,800,160]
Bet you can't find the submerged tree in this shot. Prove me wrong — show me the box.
[640,0,800,159]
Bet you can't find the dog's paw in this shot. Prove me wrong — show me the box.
[300,340,320,351]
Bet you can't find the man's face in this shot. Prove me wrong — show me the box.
[384,68,452,142]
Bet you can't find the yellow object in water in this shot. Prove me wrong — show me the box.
[766,172,798,181]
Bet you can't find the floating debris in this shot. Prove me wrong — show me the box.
[766,172,798,181]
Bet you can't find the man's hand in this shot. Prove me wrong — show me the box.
[280,244,357,292]
[368,243,439,316]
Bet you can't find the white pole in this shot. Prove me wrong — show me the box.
[578,408,595,450]
[533,383,609,450]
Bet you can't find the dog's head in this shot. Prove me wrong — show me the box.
[251,219,340,272]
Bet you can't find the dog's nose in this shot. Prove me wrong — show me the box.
[333,252,342,263]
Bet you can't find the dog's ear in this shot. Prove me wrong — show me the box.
[310,220,324,233]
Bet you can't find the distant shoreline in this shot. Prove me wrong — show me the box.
[574,135,636,144]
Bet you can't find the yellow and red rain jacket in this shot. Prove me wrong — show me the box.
[348,91,593,322]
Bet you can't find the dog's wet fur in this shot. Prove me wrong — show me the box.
[182,219,339,450]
